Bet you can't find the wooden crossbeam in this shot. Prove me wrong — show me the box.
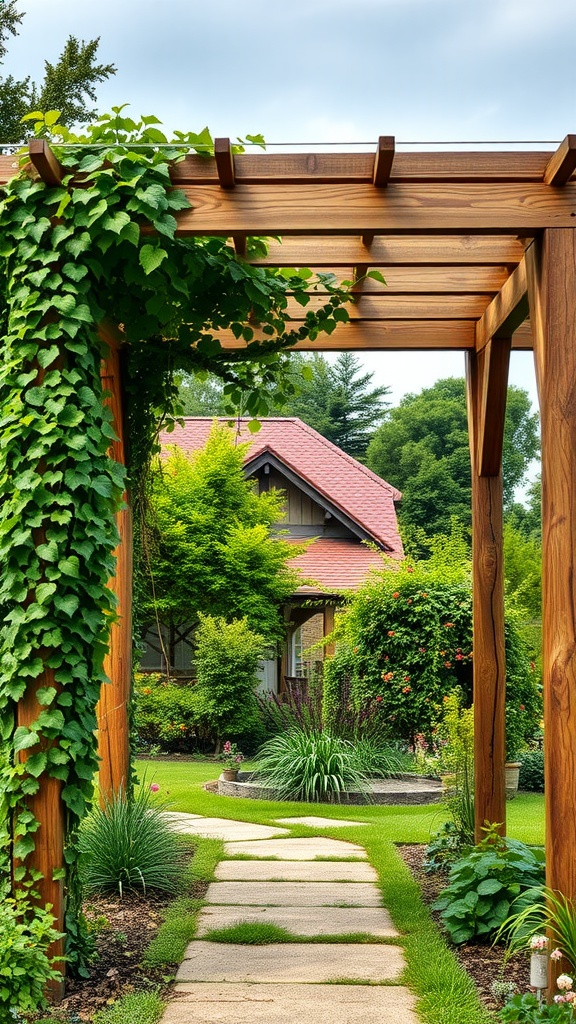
[373,136,395,186]
[172,182,576,235]
[476,259,528,351]
[211,318,533,351]
[214,137,235,188]
[293,266,509,294]
[248,235,526,267]
[28,139,63,186]
[284,293,493,319]
[166,150,556,186]
[472,336,512,475]
[544,135,576,186]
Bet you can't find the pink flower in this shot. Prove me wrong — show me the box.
[150,783,160,793]
[551,949,563,961]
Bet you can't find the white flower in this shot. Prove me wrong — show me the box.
[557,974,573,991]
[530,934,549,951]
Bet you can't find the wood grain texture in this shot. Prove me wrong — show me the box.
[373,136,395,186]
[173,182,576,236]
[17,674,66,996]
[28,139,63,186]
[214,138,235,189]
[476,259,528,350]
[295,266,510,294]
[544,135,576,187]
[97,333,132,801]
[473,337,512,476]
[466,351,507,840]
[526,229,576,906]
[284,293,493,319]
[248,235,526,267]
[323,605,336,657]
[214,318,533,351]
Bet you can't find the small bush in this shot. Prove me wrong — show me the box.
[352,736,415,777]
[193,614,265,746]
[518,749,544,792]
[0,897,63,1013]
[433,826,545,944]
[92,990,164,1024]
[134,674,198,752]
[78,785,184,896]
[254,728,371,802]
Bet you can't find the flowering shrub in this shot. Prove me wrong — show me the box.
[219,741,245,770]
[134,674,199,752]
[322,537,541,749]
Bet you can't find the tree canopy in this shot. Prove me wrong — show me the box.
[140,425,302,672]
[0,1,115,142]
[366,377,540,539]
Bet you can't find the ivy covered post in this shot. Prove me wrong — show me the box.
[97,328,132,800]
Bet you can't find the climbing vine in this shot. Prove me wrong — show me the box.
[0,107,353,975]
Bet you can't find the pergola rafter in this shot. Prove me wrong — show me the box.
[8,135,576,1001]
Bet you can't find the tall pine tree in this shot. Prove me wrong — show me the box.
[0,1,115,142]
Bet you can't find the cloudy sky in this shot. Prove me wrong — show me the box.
[4,0,575,411]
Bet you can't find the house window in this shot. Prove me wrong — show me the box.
[291,627,308,678]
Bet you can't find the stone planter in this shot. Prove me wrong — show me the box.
[221,769,239,782]
[505,762,522,800]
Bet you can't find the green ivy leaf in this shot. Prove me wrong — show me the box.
[139,244,168,275]
[13,727,40,753]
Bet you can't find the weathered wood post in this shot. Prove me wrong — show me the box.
[526,231,576,993]
[96,332,132,801]
[466,335,511,840]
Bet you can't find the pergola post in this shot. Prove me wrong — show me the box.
[96,336,132,800]
[526,231,576,907]
[466,341,510,840]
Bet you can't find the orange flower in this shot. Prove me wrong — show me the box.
[142,687,152,695]
[388,630,395,637]
[392,591,400,599]
[444,661,452,668]
[444,622,454,628]
[402,685,411,693]
[179,724,187,731]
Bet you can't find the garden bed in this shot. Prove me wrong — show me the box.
[397,843,530,1014]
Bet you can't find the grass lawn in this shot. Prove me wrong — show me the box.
[137,757,545,846]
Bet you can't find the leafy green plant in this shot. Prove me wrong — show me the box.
[424,820,469,873]
[432,825,545,943]
[500,991,576,1022]
[193,614,265,748]
[519,750,545,792]
[78,784,184,896]
[254,728,371,802]
[352,736,414,777]
[498,887,576,970]
[0,895,63,1013]
[437,691,475,848]
[92,990,164,1024]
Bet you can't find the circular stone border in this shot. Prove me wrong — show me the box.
[216,771,443,805]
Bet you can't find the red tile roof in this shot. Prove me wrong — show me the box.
[289,538,388,594]
[160,417,403,557]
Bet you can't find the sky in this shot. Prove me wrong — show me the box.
[3,0,574,415]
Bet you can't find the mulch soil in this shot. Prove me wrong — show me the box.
[397,844,530,1014]
[36,842,528,1020]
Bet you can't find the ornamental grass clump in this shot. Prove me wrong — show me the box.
[254,728,371,802]
[78,784,184,897]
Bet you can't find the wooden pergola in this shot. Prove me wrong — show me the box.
[4,135,576,990]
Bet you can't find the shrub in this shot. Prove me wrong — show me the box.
[134,674,199,752]
[433,826,545,944]
[193,614,265,747]
[0,896,63,1013]
[254,728,371,802]
[518,749,544,792]
[78,784,184,896]
[352,736,415,777]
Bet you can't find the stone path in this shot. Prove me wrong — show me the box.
[160,814,419,1023]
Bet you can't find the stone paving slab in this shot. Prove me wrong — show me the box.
[224,837,367,859]
[197,904,398,937]
[205,881,382,907]
[162,814,289,841]
[215,859,378,882]
[276,816,368,828]
[161,983,418,1023]
[176,941,406,983]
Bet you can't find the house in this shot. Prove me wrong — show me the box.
[140,417,403,690]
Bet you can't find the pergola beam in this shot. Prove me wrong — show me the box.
[28,139,63,187]
[172,182,576,235]
[214,318,533,351]
[544,135,576,186]
[373,136,395,186]
[293,266,510,293]
[476,258,528,351]
[285,293,494,319]
[247,235,526,267]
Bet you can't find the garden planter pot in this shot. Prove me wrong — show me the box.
[222,769,239,782]
[505,762,522,800]
[530,952,548,989]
